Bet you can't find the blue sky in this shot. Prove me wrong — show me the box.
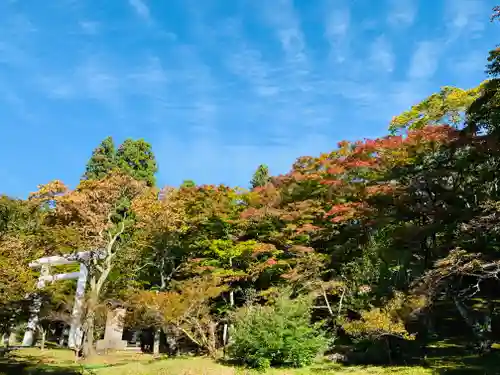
[0,0,498,198]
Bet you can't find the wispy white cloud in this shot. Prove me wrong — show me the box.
[7,13,37,33]
[231,0,333,138]
[169,45,222,138]
[150,0,339,181]
[155,130,334,188]
[0,12,38,70]
[451,49,487,77]
[128,0,151,22]
[1,0,496,197]
[261,0,309,73]
[79,59,121,106]
[444,0,487,40]
[223,33,279,97]
[79,20,99,35]
[0,84,33,123]
[128,56,168,87]
[388,81,429,111]
[370,35,395,73]
[325,2,350,38]
[324,0,350,63]
[331,79,379,103]
[387,0,416,27]
[36,56,124,114]
[408,41,440,80]
[0,40,31,67]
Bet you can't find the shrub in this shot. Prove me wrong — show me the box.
[339,292,422,364]
[340,292,420,342]
[228,294,328,369]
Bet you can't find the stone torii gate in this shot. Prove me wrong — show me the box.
[22,251,94,348]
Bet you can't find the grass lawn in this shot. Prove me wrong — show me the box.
[1,345,499,375]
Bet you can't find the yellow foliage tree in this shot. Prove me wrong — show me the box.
[130,276,228,357]
[29,172,147,356]
[389,83,487,133]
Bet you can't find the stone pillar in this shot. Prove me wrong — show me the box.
[68,263,88,349]
[22,265,50,346]
[8,331,16,346]
[59,326,69,347]
[96,308,127,351]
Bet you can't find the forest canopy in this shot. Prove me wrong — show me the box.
[1,8,500,369]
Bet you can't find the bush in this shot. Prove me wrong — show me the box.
[228,294,328,369]
[339,292,420,364]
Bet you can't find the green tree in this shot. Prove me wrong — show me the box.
[116,139,158,187]
[0,196,43,334]
[250,164,270,189]
[181,179,196,188]
[82,136,116,181]
[388,85,485,134]
[83,137,158,186]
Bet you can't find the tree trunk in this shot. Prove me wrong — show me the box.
[59,326,66,347]
[453,297,492,352]
[83,288,98,358]
[222,290,234,348]
[83,250,113,359]
[84,313,95,357]
[74,346,82,362]
[222,258,235,349]
[160,256,167,291]
[385,336,392,364]
[222,324,228,349]
[166,327,178,356]
[208,322,217,358]
[2,332,9,348]
[153,328,161,356]
[40,328,46,351]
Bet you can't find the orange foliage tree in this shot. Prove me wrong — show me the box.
[29,172,147,356]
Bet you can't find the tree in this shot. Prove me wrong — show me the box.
[131,276,228,357]
[0,196,43,334]
[2,10,499,364]
[0,236,35,306]
[30,173,146,356]
[406,38,500,351]
[250,164,270,189]
[83,137,158,187]
[116,139,158,187]
[82,137,116,181]
[492,5,500,22]
[0,235,36,339]
[132,186,193,292]
[181,180,196,188]
[389,85,485,134]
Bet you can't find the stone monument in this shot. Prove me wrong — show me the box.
[96,308,128,351]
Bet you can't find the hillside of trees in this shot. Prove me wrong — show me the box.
[1,8,500,371]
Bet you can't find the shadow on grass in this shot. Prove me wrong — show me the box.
[423,343,500,375]
[0,357,84,375]
[0,350,138,375]
[311,340,500,374]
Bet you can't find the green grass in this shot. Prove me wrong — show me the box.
[1,344,500,375]
[0,349,432,375]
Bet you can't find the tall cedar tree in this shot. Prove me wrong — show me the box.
[84,137,158,187]
[250,164,270,189]
[82,137,116,181]
[116,139,158,187]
